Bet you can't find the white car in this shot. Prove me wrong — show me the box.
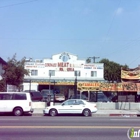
[43,99,97,117]
[0,92,33,116]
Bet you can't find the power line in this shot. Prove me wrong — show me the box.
[105,0,122,41]
[98,0,122,53]
[101,36,140,58]
[128,55,140,68]
[0,0,39,9]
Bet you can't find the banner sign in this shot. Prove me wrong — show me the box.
[121,69,140,80]
[77,82,140,92]
[30,80,140,92]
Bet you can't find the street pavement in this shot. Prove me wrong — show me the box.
[33,108,140,117]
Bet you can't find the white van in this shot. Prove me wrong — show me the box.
[0,92,34,116]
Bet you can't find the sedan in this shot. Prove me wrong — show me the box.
[43,99,97,117]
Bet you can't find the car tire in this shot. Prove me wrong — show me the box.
[83,109,91,117]
[49,109,58,117]
[13,107,23,116]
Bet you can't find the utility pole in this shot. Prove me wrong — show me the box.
[89,56,100,63]
[51,80,57,105]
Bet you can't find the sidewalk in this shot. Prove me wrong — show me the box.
[32,108,140,117]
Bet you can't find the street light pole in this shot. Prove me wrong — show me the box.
[49,73,51,95]
[74,71,78,99]
[29,79,31,92]
[52,80,57,105]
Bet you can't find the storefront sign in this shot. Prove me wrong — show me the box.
[122,82,137,91]
[84,64,103,69]
[45,62,82,69]
[29,80,140,92]
[59,67,74,71]
[78,82,140,92]
[121,69,140,79]
[31,80,75,85]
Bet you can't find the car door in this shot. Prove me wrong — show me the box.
[0,94,6,112]
[59,100,76,114]
[71,100,86,114]
[0,94,12,112]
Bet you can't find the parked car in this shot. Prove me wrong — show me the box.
[69,94,88,100]
[41,89,54,102]
[43,99,97,117]
[69,93,110,102]
[55,93,65,102]
[97,92,110,102]
[0,92,33,116]
[29,91,43,101]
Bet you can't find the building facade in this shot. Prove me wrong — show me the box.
[23,52,104,98]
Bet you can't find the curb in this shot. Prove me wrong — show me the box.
[32,113,140,117]
[109,114,138,117]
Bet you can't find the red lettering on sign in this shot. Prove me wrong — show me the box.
[67,68,74,71]
[59,68,63,71]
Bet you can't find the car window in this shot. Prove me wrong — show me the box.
[63,100,76,105]
[76,100,85,105]
[31,92,42,97]
[0,94,13,100]
[13,94,26,100]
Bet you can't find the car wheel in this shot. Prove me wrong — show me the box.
[49,109,58,116]
[13,108,23,116]
[83,109,91,117]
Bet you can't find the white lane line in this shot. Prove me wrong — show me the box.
[0,119,19,120]
[110,119,139,121]
[0,126,140,129]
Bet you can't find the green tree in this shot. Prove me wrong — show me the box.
[0,79,6,91]
[2,54,29,91]
[99,58,128,82]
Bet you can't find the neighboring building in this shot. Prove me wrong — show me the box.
[0,57,7,80]
[120,66,140,102]
[23,52,104,98]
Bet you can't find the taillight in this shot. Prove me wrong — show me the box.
[29,102,31,106]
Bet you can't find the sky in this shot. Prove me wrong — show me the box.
[0,0,140,68]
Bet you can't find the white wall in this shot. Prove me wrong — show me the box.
[23,83,39,91]
[24,52,104,81]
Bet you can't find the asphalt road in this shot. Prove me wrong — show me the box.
[0,115,140,140]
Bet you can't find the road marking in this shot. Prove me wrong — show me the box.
[0,126,140,129]
[0,119,19,120]
[110,119,139,121]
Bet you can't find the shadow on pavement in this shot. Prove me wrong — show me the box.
[0,112,33,116]
[44,114,86,117]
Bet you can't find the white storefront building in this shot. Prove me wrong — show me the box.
[23,52,104,98]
